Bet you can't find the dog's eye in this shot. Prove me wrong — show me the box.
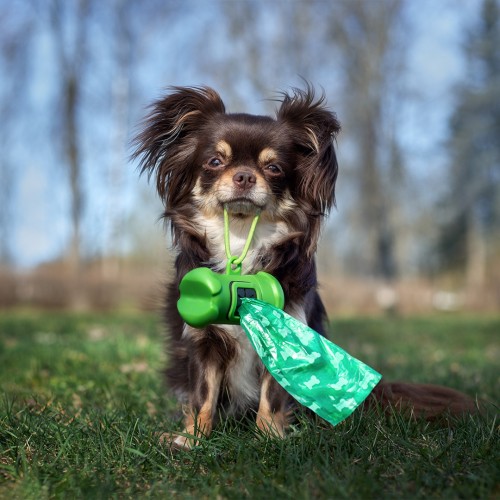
[207,158,224,169]
[265,164,283,176]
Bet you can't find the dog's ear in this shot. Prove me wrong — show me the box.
[132,86,225,205]
[276,86,340,214]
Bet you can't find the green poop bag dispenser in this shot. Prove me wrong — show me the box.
[178,265,284,328]
[177,208,285,328]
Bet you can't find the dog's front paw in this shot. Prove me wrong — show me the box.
[158,431,199,451]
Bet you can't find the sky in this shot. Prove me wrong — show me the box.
[1,0,480,269]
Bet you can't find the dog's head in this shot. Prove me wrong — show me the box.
[133,85,340,241]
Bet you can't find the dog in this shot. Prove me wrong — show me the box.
[133,85,340,447]
[133,85,478,449]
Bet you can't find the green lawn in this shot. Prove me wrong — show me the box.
[0,312,498,499]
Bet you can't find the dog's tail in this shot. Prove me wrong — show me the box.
[363,381,483,420]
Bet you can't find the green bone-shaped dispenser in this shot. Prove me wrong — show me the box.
[177,263,284,328]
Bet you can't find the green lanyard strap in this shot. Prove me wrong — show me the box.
[224,205,261,274]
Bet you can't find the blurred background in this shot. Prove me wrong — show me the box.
[0,0,498,314]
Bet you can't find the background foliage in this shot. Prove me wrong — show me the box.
[0,0,499,313]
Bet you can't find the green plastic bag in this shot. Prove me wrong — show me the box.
[239,298,382,426]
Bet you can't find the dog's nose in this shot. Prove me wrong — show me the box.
[233,171,257,190]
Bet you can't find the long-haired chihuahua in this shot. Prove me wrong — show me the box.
[133,85,338,448]
[133,85,477,449]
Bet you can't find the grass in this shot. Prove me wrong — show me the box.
[0,311,498,499]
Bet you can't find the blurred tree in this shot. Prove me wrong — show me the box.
[210,0,321,111]
[49,0,91,279]
[439,0,500,286]
[326,0,408,280]
[101,0,135,280]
